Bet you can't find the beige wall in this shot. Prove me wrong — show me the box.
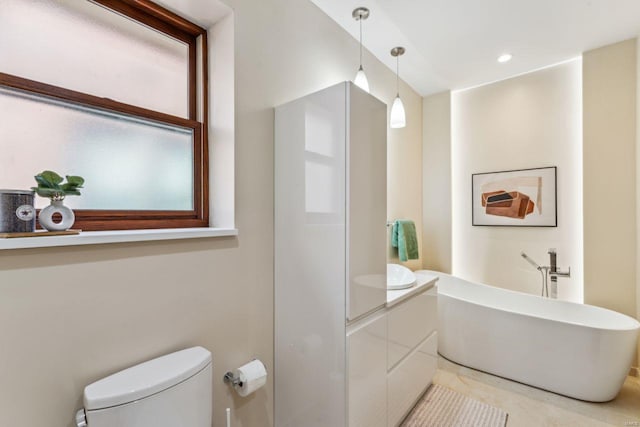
[422,91,452,273]
[424,38,640,371]
[386,84,424,271]
[583,39,636,316]
[451,60,584,302]
[637,37,640,372]
[0,0,424,426]
[583,39,638,368]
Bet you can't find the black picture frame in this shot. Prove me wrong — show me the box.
[472,166,557,227]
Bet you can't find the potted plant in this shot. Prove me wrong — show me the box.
[32,170,84,231]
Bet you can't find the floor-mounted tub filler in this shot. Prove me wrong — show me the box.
[421,270,640,402]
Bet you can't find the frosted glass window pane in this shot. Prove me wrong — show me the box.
[0,0,189,118]
[0,88,194,211]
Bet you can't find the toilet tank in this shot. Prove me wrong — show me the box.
[77,347,212,427]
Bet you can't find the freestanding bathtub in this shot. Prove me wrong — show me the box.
[418,270,640,402]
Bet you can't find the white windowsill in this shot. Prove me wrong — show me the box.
[0,227,238,250]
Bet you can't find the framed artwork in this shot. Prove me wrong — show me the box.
[472,166,557,227]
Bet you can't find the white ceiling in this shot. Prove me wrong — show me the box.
[310,0,640,96]
[156,0,231,28]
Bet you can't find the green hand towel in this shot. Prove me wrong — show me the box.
[392,220,419,262]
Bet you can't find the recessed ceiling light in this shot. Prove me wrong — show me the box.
[497,54,513,63]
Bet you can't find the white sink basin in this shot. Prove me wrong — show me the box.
[387,264,417,290]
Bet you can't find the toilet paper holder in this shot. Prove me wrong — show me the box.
[223,358,267,397]
[223,371,243,387]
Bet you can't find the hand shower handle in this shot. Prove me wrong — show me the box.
[521,252,541,270]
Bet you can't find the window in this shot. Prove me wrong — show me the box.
[0,0,209,230]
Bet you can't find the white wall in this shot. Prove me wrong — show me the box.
[451,60,583,302]
[0,0,424,426]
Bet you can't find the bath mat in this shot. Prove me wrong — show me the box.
[401,384,508,427]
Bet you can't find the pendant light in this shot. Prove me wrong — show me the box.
[352,7,370,93]
[390,46,406,129]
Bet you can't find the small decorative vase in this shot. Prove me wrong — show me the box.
[39,198,75,231]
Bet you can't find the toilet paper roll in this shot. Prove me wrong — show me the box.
[233,359,267,397]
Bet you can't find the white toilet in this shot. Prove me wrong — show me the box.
[75,346,212,427]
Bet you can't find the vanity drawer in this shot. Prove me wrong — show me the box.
[387,332,438,427]
[387,287,437,370]
[348,311,387,427]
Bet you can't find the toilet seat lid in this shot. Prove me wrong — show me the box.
[84,346,212,410]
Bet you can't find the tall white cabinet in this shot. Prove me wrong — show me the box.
[275,82,387,427]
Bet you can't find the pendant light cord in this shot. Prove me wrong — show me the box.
[396,56,400,97]
[359,19,363,67]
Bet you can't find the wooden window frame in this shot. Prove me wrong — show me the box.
[0,0,209,231]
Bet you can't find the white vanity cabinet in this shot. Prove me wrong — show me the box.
[347,281,438,427]
[275,82,437,427]
[275,82,387,427]
[386,285,438,427]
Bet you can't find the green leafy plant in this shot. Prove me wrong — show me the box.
[32,170,85,200]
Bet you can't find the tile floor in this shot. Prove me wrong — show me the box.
[434,357,640,427]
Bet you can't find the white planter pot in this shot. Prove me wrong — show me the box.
[39,199,75,231]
